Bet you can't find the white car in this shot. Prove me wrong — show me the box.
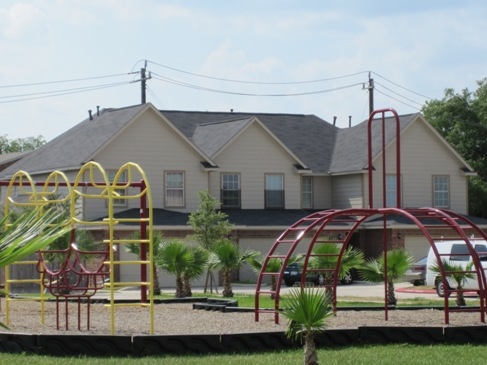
[425,239,487,297]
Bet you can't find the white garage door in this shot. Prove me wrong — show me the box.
[404,236,431,261]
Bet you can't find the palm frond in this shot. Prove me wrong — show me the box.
[283,287,333,342]
[0,208,70,267]
[430,258,476,286]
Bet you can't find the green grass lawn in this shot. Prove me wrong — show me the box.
[3,344,487,365]
[175,292,480,309]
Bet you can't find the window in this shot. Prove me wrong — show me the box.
[385,175,397,208]
[165,171,184,207]
[221,173,240,208]
[451,244,470,261]
[265,174,284,208]
[433,175,449,208]
[107,170,127,207]
[301,176,313,209]
[451,244,487,261]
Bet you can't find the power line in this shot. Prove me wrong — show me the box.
[374,81,424,107]
[0,81,132,104]
[151,72,364,97]
[0,72,137,89]
[0,81,133,100]
[374,87,422,111]
[148,60,369,85]
[372,71,433,100]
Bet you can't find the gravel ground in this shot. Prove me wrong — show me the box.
[2,299,486,336]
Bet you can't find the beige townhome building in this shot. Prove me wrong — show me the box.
[1,102,482,285]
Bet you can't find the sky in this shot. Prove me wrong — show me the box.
[1,0,487,142]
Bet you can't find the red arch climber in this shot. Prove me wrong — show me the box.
[255,108,487,325]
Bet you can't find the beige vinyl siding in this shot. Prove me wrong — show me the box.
[313,176,332,209]
[404,236,430,261]
[86,108,209,219]
[211,122,302,209]
[331,174,364,209]
[1,170,84,218]
[369,119,468,214]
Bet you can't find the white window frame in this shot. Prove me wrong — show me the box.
[221,173,241,208]
[265,173,284,209]
[165,171,185,207]
[385,174,398,208]
[433,175,449,208]
[301,176,313,209]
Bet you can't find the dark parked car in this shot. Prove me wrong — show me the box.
[403,256,427,286]
[283,263,354,287]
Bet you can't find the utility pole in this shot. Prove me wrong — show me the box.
[141,67,146,104]
[139,60,151,104]
[368,72,374,116]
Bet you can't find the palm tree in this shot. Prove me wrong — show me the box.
[181,245,209,297]
[309,243,364,297]
[359,249,412,305]
[208,238,258,297]
[156,238,192,298]
[126,231,163,295]
[282,287,333,365]
[429,259,475,306]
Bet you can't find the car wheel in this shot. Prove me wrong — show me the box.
[318,274,325,286]
[284,279,294,287]
[436,280,451,298]
[340,272,354,285]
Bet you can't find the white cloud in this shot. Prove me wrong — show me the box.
[0,2,45,39]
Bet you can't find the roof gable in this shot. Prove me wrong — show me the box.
[1,103,217,177]
[2,104,148,177]
[192,117,253,157]
[192,116,308,168]
[161,110,338,173]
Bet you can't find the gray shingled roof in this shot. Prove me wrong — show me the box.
[160,110,339,173]
[329,113,419,174]
[2,104,147,176]
[192,117,253,157]
[1,104,421,178]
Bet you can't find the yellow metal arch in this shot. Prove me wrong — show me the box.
[3,162,154,334]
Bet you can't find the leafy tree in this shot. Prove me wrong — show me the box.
[422,79,487,217]
[282,287,333,365]
[187,190,233,292]
[208,238,258,297]
[0,135,45,154]
[126,231,164,295]
[187,190,233,250]
[309,243,364,297]
[359,249,413,305]
[429,259,475,306]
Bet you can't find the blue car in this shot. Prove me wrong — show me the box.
[283,263,354,287]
